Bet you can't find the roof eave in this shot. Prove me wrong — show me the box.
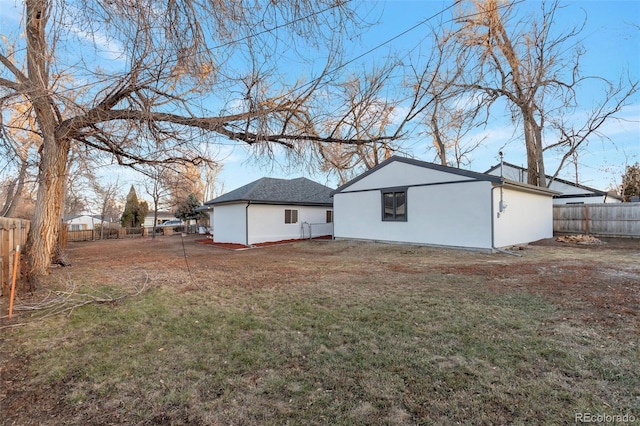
[210,199,332,207]
[332,156,502,195]
[500,179,561,196]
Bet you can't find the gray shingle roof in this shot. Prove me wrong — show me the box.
[204,177,334,206]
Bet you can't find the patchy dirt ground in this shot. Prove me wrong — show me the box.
[3,233,639,327]
[0,235,638,424]
[4,233,638,335]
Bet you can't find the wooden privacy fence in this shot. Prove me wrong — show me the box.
[63,226,147,242]
[553,203,640,237]
[65,226,199,242]
[0,217,30,297]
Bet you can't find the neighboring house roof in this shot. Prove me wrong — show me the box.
[485,162,623,200]
[152,211,179,219]
[204,177,334,206]
[333,156,557,196]
[62,214,102,222]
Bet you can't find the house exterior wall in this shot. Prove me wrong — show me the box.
[143,213,178,228]
[66,215,100,230]
[493,186,554,247]
[213,203,248,244]
[247,204,333,245]
[488,164,621,204]
[548,180,620,204]
[213,203,333,245]
[547,179,591,195]
[334,180,494,250]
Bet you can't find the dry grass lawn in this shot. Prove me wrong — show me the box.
[1,235,638,425]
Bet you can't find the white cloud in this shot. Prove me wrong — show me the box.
[68,25,126,62]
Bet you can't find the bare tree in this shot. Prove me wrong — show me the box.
[445,0,637,186]
[162,163,206,211]
[418,42,487,168]
[201,161,224,203]
[404,24,487,168]
[542,81,638,185]
[142,167,172,239]
[0,0,389,279]
[90,179,121,239]
[312,63,408,185]
[0,101,39,217]
[0,161,29,217]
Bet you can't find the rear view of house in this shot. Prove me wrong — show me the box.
[332,156,558,251]
[204,177,334,246]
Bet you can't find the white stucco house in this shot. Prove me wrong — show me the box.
[332,156,558,251]
[143,211,180,228]
[486,162,622,204]
[203,177,334,246]
[62,214,105,231]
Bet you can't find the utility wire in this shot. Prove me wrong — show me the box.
[180,231,204,290]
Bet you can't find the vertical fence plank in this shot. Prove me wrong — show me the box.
[1,227,9,296]
[0,217,30,296]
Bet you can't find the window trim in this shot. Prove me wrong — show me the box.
[326,210,333,223]
[381,187,408,222]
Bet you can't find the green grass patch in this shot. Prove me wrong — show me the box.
[8,269,639,424]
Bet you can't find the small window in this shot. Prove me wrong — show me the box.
[382,190,407,221]
[326,210,333,223]
[285,209,298,224]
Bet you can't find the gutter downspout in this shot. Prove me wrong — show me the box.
[245,201,251,246]
[491,181,522,257]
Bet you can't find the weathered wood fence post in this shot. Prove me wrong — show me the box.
[584,205,589,236]
[1,225,9,296]
[0,217,31,296]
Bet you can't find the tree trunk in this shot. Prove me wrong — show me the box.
[25,136,70,281]
[524,119,539,186]
[533,121,546,187]
[152,207,159,240]
[522,106,547,187]
[23,0,72,284]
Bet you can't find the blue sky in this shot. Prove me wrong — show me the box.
[1,0,638,206]
[213,0,640,196]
